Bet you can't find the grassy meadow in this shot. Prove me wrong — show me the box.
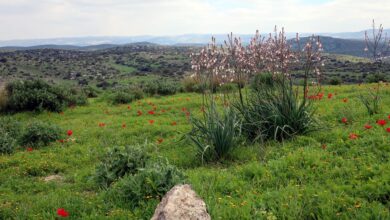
[0,84,390,219]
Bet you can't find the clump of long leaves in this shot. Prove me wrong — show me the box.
[359,84,381,115]
[188,102,241,163]
[236,77,318,142]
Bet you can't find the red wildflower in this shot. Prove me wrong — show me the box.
[388,115,390,120]
[342,98,348,103]
[171,121,177,126]
[148,110,155,115]
[377,119,387,126]
[341,117,348,124]
[157,138,164,144]
[99,123,106,127]
[122,123,126,128]
[27,147,33,152]
[386,127,390,133]
[317,93,324,100]
[328,93,333,99]
[67,130,73,136]
[149,120,155,125]
[137,110,143,116]
[58,139,65,143]
[182,107,187,112]
[364,124,372,129]
[349,133,358,140]
[57,208,69,218]
[127,105,131,110]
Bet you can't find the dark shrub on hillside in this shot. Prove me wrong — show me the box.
[365,73,387,83]
[328,76,342,85]
[0,133,16,155]
[20,121,62,148]
[3,80,87,112]
[61,87,88,106]
[106,160,185,209]
[143,78,179,96]
[95,145,149,188]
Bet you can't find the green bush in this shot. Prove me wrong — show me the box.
[3,80,87,112]
[188,103,242,163]
[236,80,317,142]
[0,117,23,140]
[328,76,342,85]
[143,79,178,96]
[366,73,386,83]
[250,73,282,92]
[20,121,62,148]
[95,145,149,188]
[62,87,88,106]
[182,76,206,93]
[82,86,101,98]
[111,87,144,105]
[106,160,185,209]
[0,133,16,155]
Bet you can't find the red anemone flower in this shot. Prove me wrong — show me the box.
[364,124,372,129]
[57,208,69,218]
[349,133,358,140]
[137,110,143,116]
[127,106,131,110]
[67,130,73,136]
[171,121,177,126]
[377,119,387,126]
[122,123,126,128]
[27,147,33,152]
[386,127,390,133]
[149,120,155,125]
[328,93,333,99]
[157,138,164,144]
[341,118,348,124]
[342,98,348,103]
[148,110,155,115]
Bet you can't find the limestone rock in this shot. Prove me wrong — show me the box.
[151,184,211,220]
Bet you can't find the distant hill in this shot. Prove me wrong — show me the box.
[1,29,389,48]
[290,36,367,57]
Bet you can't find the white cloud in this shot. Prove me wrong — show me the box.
[0,0,389,40]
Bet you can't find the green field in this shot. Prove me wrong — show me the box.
[1,84,390,219]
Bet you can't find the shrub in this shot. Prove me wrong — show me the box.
[3,80,87,112]
[111,86,144,105]
[61,87,88,106]
[236,81,318,142]
[182,76,206,93]
[0,117,23,140]
[0,133,16,155]
[250,73,282,92]
[95,145,149,188]
[187,103,242,163]
[328,76,342,85]
[82,86,101,98]
[366,73,386,83]
[106,160,185,208]
[143,78,179,96]
[20,121,62,148]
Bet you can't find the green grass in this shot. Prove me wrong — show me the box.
[1,84,390,219]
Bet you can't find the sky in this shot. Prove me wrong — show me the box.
[0,0,389,40]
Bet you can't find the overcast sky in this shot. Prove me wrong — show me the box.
[0,0,389,40]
